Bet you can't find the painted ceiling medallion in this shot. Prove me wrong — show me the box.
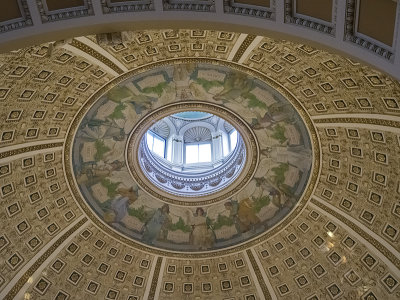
[70,62,314,252]
[131,105,250,200]
[138,110,247,198]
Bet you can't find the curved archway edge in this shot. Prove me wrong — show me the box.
[1,11,399,80]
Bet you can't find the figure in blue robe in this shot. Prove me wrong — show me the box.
[142,204,170,245]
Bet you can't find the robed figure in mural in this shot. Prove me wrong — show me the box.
[187,208,215,250]
[72,62,313,252]
[111,187,139,222]
[142,204,171,245]
[224,199,260,233]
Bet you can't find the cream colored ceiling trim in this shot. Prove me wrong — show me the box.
[312,113,400,123]
[0,216,88,300]
[0,1,399,79]
[227,33,248,61]
[245,249,277,300]
[15,217,90,300]
[62,43,119,77]
[246,249,274,299]
[238,35,264,64]
[0,140,63,163]
[232,34,256,62]
[310,197,400,274]
[63,39,123,76]
[144,256,163,300]
[74,36,128,73]
[152,257,166,299]
[313,117,400,134]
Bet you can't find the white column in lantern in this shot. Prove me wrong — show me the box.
[171,134,183,170]
[212,131,223,165]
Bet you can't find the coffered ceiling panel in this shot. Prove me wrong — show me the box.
[357,0,398,46]
[45,0,86,11]
[0,0,398,80]
[296,0,333,22]
[0,0,22,23]
[0,2,399,299]
[234,0,270,7]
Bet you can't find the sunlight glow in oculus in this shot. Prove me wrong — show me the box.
[144,112,240,170]
[146,131,165,158]
[72,62,313,252]
[136,109,250,198]
[229,129,238,151]
[185,143,212,164]
[173,111,212,120]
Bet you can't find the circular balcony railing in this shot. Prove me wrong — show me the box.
[138,135,246,198]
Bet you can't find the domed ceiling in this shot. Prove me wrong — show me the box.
[0,27,399,300]
[70,62,313,252]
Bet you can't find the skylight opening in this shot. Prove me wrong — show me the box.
[173,111,212,120]
[146,131,165,158]
[229,129,238,152]
[185,143,212,164]
[135,105,251,199]
[143,111,243,174]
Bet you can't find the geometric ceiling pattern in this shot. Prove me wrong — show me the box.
[1,1,399,78]
[0,27,399,299]
[0,0,400,300]
[69,61,313,251]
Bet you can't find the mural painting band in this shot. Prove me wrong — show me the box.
[73,63,312,251]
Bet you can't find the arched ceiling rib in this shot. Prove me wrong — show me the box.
[0,0,399,80]
[0,17,399,300]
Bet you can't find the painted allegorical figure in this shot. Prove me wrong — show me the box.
[142,204,171,245]
[72,62,313,252]
[77,160,124,186]
[224,198,260,233]
[111,187,139,222]
[187,208,214,250]
[103,186,139,224]
[213,72,253,102]
[251,111,275,130]
[79,118,126,142]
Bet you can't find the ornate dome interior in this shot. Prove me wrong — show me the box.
[0,1,399,300]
